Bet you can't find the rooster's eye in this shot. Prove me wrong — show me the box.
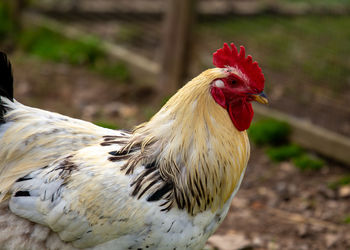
[231,80,237,85]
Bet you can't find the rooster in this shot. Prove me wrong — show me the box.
[0,43,267,250]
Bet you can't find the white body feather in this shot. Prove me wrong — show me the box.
[0,98,248,249]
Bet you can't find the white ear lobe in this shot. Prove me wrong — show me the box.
[213,80,225,88]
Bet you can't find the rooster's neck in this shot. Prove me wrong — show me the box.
[125,69,250,214]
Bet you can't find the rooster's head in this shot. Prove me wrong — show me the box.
[210,43,267,131]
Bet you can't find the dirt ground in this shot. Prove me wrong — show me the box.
[9,55,350,250]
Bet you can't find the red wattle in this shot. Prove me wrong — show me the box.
[228,100,254,131]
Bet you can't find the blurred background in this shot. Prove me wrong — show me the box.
[0,0,349,249]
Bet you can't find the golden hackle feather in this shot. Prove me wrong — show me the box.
[123,68,250,214]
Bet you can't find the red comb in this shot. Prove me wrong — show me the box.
[213,43,265,91]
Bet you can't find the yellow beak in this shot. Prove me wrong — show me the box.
[252,91,268,104]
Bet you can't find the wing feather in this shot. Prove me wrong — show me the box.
[7,143,151,248]
[0,100,120,201]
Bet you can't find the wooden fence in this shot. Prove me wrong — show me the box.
[8,0,350,166]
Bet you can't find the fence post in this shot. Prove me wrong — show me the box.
[158,0,197,95]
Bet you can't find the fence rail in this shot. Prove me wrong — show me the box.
[8,0,350,165]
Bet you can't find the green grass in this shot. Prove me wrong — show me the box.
[142,107,157,121]
[200,15,350,93]
[1,21,130,82]
[328,175,350,190]
[93,60,130,82]
[248,119,290,146]
[94,121,120,130]
[293,154,324,171]
[266,144,303,162]
[19,27,104,65]
[0,2,14,40]
[160,95,172,106]
[248,118,325,170]
[264,142,324,171]
[343,215,350,224]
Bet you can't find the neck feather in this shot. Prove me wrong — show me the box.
[125,69,250,214]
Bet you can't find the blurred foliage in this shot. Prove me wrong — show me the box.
[266,144,303,162]
[0,9,130,82]
[200,15,350,93]
[344,216,350,224]
[94,121,120,130]
[293,154,324,171]
[160,95,172,106]
[248,119,290,146]
[93,60,130,83]
[0,2,14,40]
[17,27,130,82]
[249,119,324,170]
[19,27,103,65]
[328,175,350,190]
[142,106,157,121]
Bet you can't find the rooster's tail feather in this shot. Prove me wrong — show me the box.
[0,52,14,124]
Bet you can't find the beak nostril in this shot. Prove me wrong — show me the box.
[259,92,268,99]
[251,91,268,104]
